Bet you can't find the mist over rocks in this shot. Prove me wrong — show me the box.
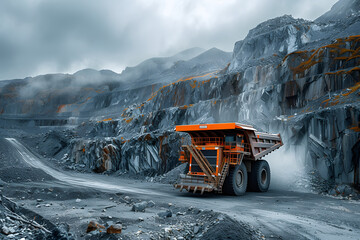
[315,0,360,23]
[0,0,360,190]
[120,47,206,84]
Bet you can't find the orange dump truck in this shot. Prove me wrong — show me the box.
[174,123,283,195]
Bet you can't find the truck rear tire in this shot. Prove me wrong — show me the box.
[223,162,248,196]
[248,160,270,192]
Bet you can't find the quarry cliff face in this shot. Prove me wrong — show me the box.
[0,0,359,186]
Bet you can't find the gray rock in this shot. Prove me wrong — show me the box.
[107,224,122,234]
[329,189,337,196]
[336,185,347,194]
[343,186,353,196]
[147,200,155,208]
[194,225,200,234]
[131,201,148,212]
[1,226,12,235]
[157,210,172,218]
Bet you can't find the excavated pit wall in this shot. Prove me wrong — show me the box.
[67,131,183,175]
[65,35,360,185]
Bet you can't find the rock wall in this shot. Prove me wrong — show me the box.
[67,138,122,173]
[64,34,360,186]
[67,131,182,175]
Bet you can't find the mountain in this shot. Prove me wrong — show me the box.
[119,47,206,83]
[119,47,231,87]
[155,47,231,84]
[0,46,228,116]
[316,0,360,23]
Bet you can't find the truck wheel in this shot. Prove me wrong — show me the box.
[223,162,248,196]
[248,160,270,192]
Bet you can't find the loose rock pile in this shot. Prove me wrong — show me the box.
[328,184,360,200]
[0,193,72,239]
[296,170,360,200]
[150,209,263,240]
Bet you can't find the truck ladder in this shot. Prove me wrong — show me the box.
[217,153,244,193]
[217,161,230,193]
[184,145,216,182]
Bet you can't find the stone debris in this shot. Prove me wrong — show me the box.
[131,201,148,212]
[106,224,122,234]
[0,193,72,239]
[157,209,172,218]
[151,210,262,240]
[147,200,155,208]
[155,163,189,184]
[104,205,117,210]
[328,184,360,200]
[86,221,105,233]
[1,226,15,235]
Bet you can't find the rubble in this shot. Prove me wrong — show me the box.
[151,210,262,240]
[328,184,360,200]
[86,221,105,233]
[157,209,172,218]
[0,193,72,239]
[147,200,155,208]
[131,201,148,212]
[106,224,122,234]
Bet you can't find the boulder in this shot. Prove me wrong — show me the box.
[106,224,122,234]
[157,210,172,218]
[147,200,155,208]
[86,221,105,233]
[131,201,148,212]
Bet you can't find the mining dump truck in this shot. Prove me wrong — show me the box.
[174,123,283,195]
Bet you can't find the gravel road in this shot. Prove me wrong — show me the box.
[1,137,359,239]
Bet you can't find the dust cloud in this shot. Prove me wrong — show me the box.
[266,137,308,192]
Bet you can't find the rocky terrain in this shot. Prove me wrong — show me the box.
[1,135,359,240]
[0,0,360,239]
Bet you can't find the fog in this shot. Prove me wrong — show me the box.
[267,133,308,191]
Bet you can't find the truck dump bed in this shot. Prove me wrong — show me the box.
[176,123,282,160]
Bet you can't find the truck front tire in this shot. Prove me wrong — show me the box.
[223,162,248,196]
[248,160,270,192]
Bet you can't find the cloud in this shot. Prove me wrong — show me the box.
[0,0,338,80]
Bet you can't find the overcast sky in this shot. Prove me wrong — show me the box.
[0,0,338,80]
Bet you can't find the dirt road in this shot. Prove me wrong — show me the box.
[1,137,360,239]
